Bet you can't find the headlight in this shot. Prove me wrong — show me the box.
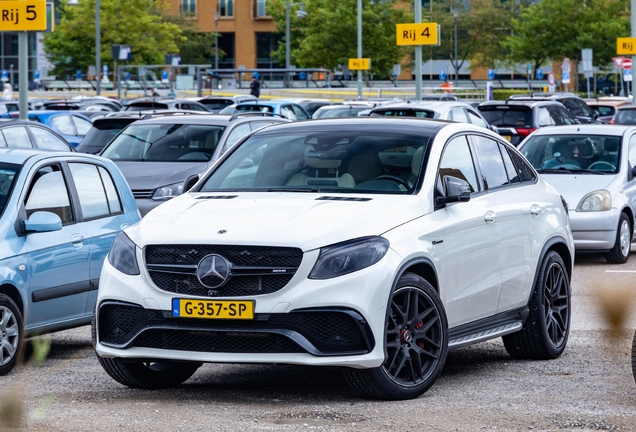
[309,236,390,280]
[576,190,612,211]
[152,182,184,200]
[108,232,140,275]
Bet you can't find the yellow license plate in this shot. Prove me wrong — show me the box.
[172,299,254,319]
[503,135,511,141]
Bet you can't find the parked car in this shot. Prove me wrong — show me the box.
[76,115,140,154]
[122,98,211,113]
[193,95,257,113]
[408,94,460,101]
[94,118,574,400]
[508,92,601,124]
[277,98,335,116]
[27,111,93,147]
[518,124,636,263]
[0,101,19,119]
[0,119,75,151]
[611,104,636,125]
[478,100,578,146]
[584,97,632,124]
[231,100,311,120]
[0,148,140,375]
[312,102,375,119]
[41,99,119,112]
[100,113,290,216]
[368,101,492,130]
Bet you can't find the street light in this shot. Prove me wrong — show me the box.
[214,8,219,70]
[96,0,101,95]
[285,0,307,87]
[451,7,459,85]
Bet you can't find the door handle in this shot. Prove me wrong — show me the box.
[484,210,497,223]
[70,234,84,245]
[530,204,542,216]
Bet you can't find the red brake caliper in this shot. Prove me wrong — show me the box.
[415,320,425,349]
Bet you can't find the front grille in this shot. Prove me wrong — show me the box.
[133,330,304,353]
[132,189,153,199]
[98,303,373,355]
[145,245,303,297]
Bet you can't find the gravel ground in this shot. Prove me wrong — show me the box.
[2,252,636,432]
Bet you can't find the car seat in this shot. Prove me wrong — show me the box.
[347,153,383,184]
[543,139,580,169]
[596,137,620,168]
[286,157,355,188]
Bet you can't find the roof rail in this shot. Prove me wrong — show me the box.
[139,111,211,120]
[229,112,286,121]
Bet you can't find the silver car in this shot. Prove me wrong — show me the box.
[518,124,636,263]
[367,101,493,130]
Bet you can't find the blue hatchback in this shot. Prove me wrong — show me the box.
[232,100,310,121]
[28,111,94,147]
[0,148,140,375]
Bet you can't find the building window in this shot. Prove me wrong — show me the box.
[254,0,269,18]
[220,0,234,17]
[181,0,196,14]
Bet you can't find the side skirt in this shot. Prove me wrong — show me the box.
[448,307,529,351]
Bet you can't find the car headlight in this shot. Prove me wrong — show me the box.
[152,182,184,200]
[108,232,140,275]
[309,236,390,280]
[576,190,612,211]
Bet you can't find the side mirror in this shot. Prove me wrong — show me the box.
[436,175,471,206]
[183,174,199,193]
[24,211,63,233]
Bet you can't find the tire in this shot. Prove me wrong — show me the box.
[503,251,571,360]
[605,213,632,264]
[632,330,636,383]
[92,308,201,389]
[0,294,24,376]
[342,273,448,400]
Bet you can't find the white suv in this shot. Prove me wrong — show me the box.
[93,118,575,400]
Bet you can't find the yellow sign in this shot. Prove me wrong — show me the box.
[396,23,439,46]
[617,37,636,55]
[0,0,47,32]
[348,58,370,70]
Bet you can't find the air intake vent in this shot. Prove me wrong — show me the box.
[316,196,372,202]
[196,195,238,200]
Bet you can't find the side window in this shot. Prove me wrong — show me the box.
[51,115,77,135]
[629,135,636,169]
[292,105,309,120]
[24,164,74,224]
[68,163,122,219]
[538,107,555,126]
[223,123,252,152]
[191,103,208,112]
[0,131,6,147]
[449,108,468,123]
[2,126,32,148]
[99,167,122,214]
[437,135,479,194]
[472,135,509,189]
[466,109,488,128]
[30,126,69,151]
[507,147,537,182]
[561,99,584,116]
[280,105,297,120]
[555,106,577,125]
[498,143,521,184]
[73,116,93,136]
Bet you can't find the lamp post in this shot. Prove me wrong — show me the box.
[357,0,362,99]
[96,0,101,95]
[285,1,307,88]
[452,7,459,85]
[214,8,219,70]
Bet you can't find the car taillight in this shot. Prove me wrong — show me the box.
[516,128,537,137]
[610,119,615,124]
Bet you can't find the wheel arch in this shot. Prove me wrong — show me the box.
[536,236,573,287]
[622,205,634,238]
[0,283,24,315]
[393,257,439,294]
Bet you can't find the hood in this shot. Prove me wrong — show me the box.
[540,173,618,209]
[114,161,210,190]
[127,192,424,251]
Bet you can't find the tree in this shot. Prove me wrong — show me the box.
[43,0,184,78]
[160,12,224,65]
[267,0,410,78]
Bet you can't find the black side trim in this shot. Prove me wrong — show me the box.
[90,278,99,291]
[32,281,92,302]
[448,306,529,341]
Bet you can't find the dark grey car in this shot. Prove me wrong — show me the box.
[99,114,290,215]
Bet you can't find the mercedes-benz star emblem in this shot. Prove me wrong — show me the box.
[196,254,230,289]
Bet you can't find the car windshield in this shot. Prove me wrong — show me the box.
[235,105,274,113]
[480,107,532,127]
[0,163,21,216]
[314,106,370,118]
[614,109,636,125]
[101,123,226,162]
[370,109,435,118]
[520,134,621,173]
[200,128,430,194]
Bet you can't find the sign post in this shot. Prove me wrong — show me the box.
[581,48,593,98]
[348,58,370,71]
[561,58,571,92]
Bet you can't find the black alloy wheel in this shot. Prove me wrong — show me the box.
[543,260,570,348]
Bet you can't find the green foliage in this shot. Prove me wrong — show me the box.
[160,13,224,65]
[502,0,629,71]
[43,0,184,77]
[492,89,535,100]
[267,0,410,77]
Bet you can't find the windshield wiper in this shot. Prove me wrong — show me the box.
[537,168,572,174]
[267,187,323,193]
[537,168,606,175]
[564,168,607,175]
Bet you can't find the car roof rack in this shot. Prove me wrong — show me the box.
[229,112,285,121]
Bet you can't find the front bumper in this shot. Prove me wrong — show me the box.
[569,208,621,250]
[94,248,401,369]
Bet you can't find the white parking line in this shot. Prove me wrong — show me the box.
[604,270,636,273]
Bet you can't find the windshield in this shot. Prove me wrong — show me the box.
[614,109,636,125]
[0,163,21,216]
[80,120,133,152]
[370,109,435,118]
[200,128,430,194]
[101,123,226,162]
[520,134,621,173]
[314,106,370,119]
[235,105,274,113]
[480,107,532,127]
